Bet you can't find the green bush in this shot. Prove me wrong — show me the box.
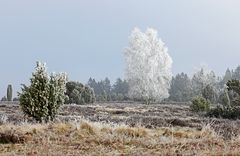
[207,79,240,119]
[207,105,240,119]
[190,96,210,112]
[65,81,95,104]
[226,80,240,106]
[19,62,67,123]
[82,85,96,103]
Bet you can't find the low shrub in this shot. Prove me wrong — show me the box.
[19,62,67,123]
[207,79,240,119]
[65,81,95,104]
[190,96,210,112]
[207,105,240,119]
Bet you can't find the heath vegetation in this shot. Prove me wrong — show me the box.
[1,28,240,155]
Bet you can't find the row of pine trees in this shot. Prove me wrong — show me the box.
[2,66,240,103]
[87,65,240,103]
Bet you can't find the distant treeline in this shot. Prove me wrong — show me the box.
[168,66,240,103]
[87,65,240,103]
[87,77,129,102]
[2,65,240,104]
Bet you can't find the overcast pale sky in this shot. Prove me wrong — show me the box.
[1,0,240,97]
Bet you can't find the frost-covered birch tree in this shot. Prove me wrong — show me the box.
[124,28,172,103]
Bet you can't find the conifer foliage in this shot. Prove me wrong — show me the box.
[19,62,67,122]
[65,81,95,104]
[7,84,13,101]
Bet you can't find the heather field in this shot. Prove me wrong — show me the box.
[1,103,240,155]
[1,0,240,155]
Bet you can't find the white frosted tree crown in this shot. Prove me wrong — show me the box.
[125,27,173,102]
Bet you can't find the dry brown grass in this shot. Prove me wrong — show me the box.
[115,126,147,137]
[80,122,95,135]
[0,120,240,156]
[1,103,240,155]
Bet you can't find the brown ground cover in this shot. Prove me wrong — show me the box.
[0,102,240,155]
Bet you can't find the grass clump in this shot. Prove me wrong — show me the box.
[115,127,147,137]
[80,122,95,135]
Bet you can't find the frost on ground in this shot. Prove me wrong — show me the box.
[1,102,240,155]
